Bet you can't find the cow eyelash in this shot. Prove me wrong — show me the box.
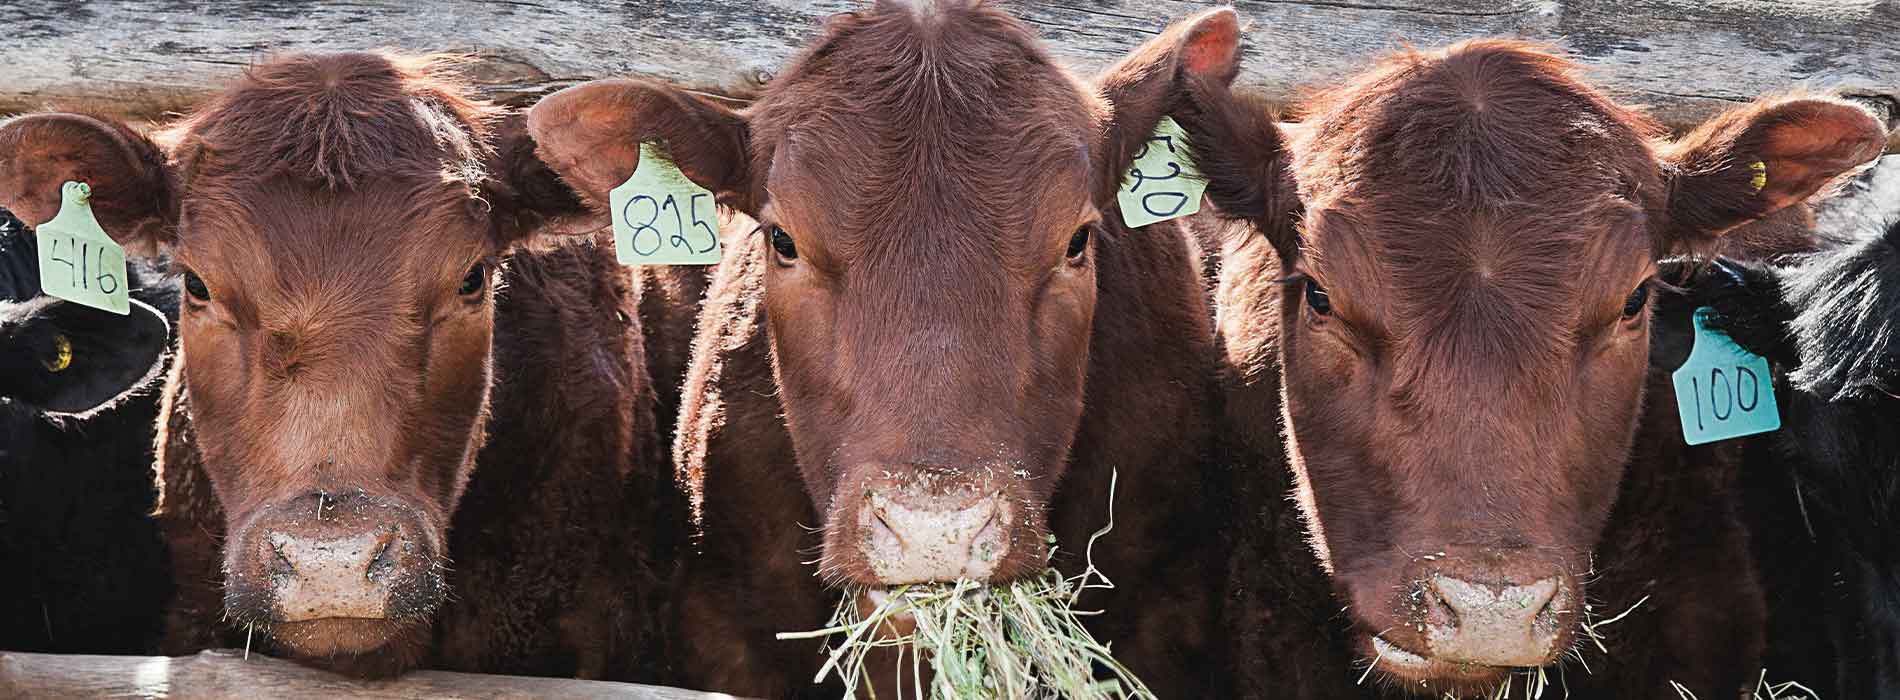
[181,268,211,304]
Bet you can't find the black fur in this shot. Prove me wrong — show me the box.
[0,207,176,654]
[1663,155,1900,698]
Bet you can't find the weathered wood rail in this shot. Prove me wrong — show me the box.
[0,650,749,699]
[2,0,1896,137]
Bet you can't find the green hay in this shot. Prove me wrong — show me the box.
[778,473,1154,700]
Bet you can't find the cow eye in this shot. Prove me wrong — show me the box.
[182,270,211,303]
[1304,278,1332,316]
[1621,283,1649,319]
[769,226,798,261]
[1066,226,1091,260]
[41,334,71,373]
[459,262,487,297]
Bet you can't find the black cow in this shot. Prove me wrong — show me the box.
[0,207,175,653]
[1664,154,1900,698]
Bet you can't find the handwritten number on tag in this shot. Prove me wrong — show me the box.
[609,143,723,265]
[1118,117,1206,228]
[35,181,131,315]
[1686,365,1763,432]
[620,193,719,258]
[1128,136,1190,219]
[1672,307,1779,445]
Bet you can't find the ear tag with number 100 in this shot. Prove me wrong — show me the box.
[1118,116,1208,229]
[1673,307,1779,445]
[609,142,722,266]
[37,181,130,315]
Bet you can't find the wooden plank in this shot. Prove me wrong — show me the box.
[0,0,1895,135]
[0,650,748,700]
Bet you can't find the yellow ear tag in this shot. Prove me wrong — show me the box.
[1119,116,1208,229]
[42,334,72,373]
[1749,160,1768,193]
[608,143,723,266]
[36,181,131,315]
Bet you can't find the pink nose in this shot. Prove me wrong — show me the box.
[1420,573,1569,666]
[859,490,1009,585]
[237,491,440,622]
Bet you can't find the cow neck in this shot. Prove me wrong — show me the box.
[1042,216,1228,694]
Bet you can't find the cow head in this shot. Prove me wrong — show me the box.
[0,295,169,415]
[530,0,1239,589]
[1177,41,1882,692]
[0,54,591,670]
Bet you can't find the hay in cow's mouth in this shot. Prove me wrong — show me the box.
[778,473,1154,700]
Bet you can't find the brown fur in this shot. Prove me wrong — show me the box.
[1175,41,1882,697]
[529,3,1242,696]
[0,53,680,679]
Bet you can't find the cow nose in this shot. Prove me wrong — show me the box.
[1421,573,1568,667]
[248,491,436,622]
[860,490,1009,584]
[266,526,403,621]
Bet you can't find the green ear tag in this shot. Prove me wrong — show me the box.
[1118,116,1207,229]
[608,143,722,265]
[1673,307,1780,445]
[36,181,130,315]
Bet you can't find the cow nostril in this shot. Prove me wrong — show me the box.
[871,510,905,556]
[968,509,1002,565]
[268,538,296,578]
[1419,578,1459,631]
[366,531,398,583]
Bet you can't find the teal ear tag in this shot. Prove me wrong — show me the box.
[1673,307,1780,445]
[36,181,130,315]
[608,143,722,265]
[1118,116,1207,229]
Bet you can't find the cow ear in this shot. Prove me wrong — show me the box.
[1093,7,1242,202]
[526,79,752,226]
[0,296,169,415]
[1175,77,1301,260]
[482,113,605,244]
[0,114,177,255]
[1663,96,1885,250]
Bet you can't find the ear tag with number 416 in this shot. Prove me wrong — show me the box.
[1673,307,1779,445]
[1118,116,1208,229]
[37,181,130,315]
[609,142,722,266]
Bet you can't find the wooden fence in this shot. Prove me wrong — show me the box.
[3,0,1897,139]
[0,650,747,699]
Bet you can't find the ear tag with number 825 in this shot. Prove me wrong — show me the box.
[37,181,130,315]
[609,143,722,265]
[1673,307,1779,445]
[1118,116,1208,229]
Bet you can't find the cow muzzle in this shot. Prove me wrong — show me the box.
[1365,547,1577,680]
[858,486,1011,585]
[229,490,442,626]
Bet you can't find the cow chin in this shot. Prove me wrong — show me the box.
[1358,633,1518,696]
[268,616,426,657]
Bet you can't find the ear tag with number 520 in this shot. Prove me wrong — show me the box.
[609,142,722,266]
[1118,116,1207,229]
[1673,307,1779,445]
[37,181,130,315]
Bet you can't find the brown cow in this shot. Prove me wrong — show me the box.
[529,1,1240,695]
[0,53,683,679]
[1173,42,1883,696]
